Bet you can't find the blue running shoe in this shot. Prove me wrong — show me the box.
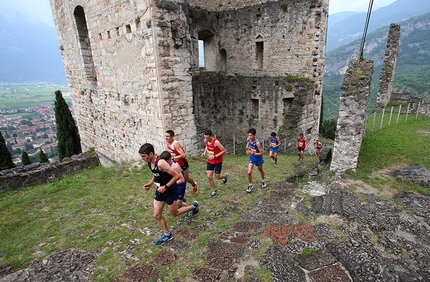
[192,201,199,214]
[210,190,217,197]
[155,233,173,245]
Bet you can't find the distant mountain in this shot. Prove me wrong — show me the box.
[327,0,430,51]
[323,13,430,119]
[0,14,66,83]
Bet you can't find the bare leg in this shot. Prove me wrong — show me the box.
[247,163,254,184]
[167,201,194,217]
[184,168,197,187]
[257,165,265,180]
[153,200,168,232]
[206,170,216,191]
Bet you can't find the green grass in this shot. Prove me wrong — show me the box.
[0,152,309,280]
[1,116,429,279]
[0,84,69,110]
[354,115,430,194]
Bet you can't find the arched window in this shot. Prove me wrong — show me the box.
[219,48,227,72]
[255,35,264,69]
[74,6,97,81]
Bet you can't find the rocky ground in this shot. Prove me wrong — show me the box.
[1,164,429,282]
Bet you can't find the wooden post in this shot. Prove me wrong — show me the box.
[405,103,410,122]
[396,104,401,124]
[380,108,385,129]
[388,106,393,126]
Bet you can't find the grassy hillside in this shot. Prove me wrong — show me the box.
[0,117,429,280]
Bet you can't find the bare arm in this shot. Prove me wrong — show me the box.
[215,140,226,157]
[208,140,226,160]
[173,163,185,184]
[276,137,282,147]
[255,141,264,156]
[143,176,154,190]
[173,142,186,161]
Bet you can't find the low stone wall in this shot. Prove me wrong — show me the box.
[0,154,99,194]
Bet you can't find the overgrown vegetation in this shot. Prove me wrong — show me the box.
[320,118,337,139]
[0,116,429,279]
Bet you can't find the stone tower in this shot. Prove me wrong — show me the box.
[50,0,329,165]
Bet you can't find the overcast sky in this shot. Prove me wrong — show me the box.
[1,0,398,28]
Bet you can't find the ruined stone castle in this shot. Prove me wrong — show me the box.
[50,0,328,165]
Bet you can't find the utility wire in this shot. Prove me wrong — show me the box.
[359,0,374,60]
[323,95,338,107]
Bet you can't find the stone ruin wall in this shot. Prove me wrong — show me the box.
[188,0,274,11]
[375,24,400,108]
[192,74,315,153]
[188,0,327,148]
[51,0,196,165]
[51,0,328,165]
[0,154,99,194]
[330,59,374,172]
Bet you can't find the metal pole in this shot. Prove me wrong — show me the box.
[372,111,376,132]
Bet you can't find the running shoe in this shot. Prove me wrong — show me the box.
[192,182,198,194]
[262,179,267,188]
[155,233,173,245]
[223,173,228,184]
[192,201,199,214]
[210,190,217,197]
[246,184,253,193]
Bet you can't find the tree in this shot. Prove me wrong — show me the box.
[21,150,31,166]
[39,148,49,163]
[320,118,337,140]
[54,90,82,160]
[0,131,15,170]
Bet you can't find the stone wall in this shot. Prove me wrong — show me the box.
[375,24,400,108]
[0,154,99,194]
[192,73,317,152]
[50,0,328,166]
[330,59,374,172]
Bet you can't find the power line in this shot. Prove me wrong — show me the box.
[323,95,338,107]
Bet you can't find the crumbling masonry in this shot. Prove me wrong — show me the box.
[50,0,329,165]
[375,24,400,109]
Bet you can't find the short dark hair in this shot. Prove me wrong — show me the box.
[139,143,154,155]
[166,130,175,137]
[299,133,304,136]
[271,132,276,137]
[203,129,212,136]
[248,128,256,135]
[159,150,172,160]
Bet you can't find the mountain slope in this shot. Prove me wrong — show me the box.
[327,0,430,51]
[0,14,65,83]
[323,13,430,119]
